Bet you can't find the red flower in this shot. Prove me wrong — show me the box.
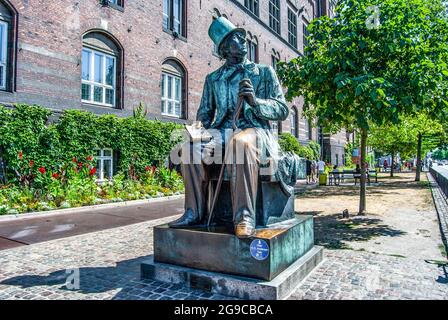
[152,166,157,174]
[145,165,151,172]
[86,155,93,161]
[38,167,46,174]
[18,152,23,160]
[77,162,83,168]
[29,161,34,168]
[89,167,97,176]
[52,173,60,179]
[72,157,77,163]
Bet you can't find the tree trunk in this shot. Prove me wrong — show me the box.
[415,133,422,182]
[359,128,367,215]
[390,151,394,178]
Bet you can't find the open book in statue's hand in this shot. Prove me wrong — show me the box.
[185,121,212,142]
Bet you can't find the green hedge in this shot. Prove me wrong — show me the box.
[278,133,317,160]
[0,104,183,182]
[0,104,185,214]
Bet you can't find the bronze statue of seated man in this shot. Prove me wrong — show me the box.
[169,17,300,238]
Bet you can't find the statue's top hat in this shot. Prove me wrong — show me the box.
[208,17,246,56]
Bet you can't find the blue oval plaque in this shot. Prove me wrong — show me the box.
[250,239,269,261]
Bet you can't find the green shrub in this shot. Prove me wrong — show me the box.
[278,133,315,159]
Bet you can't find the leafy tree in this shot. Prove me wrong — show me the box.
[278,0,448,214]
[406,113,444,181]
[368,119,416,177]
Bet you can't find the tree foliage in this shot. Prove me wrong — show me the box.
[278,0,448,213]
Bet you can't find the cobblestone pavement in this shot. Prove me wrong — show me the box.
[0,181,447,300]
[0,216,232,300]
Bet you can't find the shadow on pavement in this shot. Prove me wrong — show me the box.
[310,214,406,250]
[0,256,154,299]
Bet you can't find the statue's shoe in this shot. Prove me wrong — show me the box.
[168,209,200,228]
[234,219,256,238]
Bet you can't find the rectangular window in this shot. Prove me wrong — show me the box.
[244,0,259,16]
[95,148,113,181]
[269,0,281,35]
[162,72,182,117]
[303,23,309,53]
[0,21,8,90]
[163,0,186,37]
[82,48,116,107]
[288,8,297,48]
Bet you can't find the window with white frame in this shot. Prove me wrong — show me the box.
[269,0,281,35]
[244,0,259,16]
[291,108,297,138]
[163,0,186,37]
[247,33,258,63]
[303,22,309,53]
[82,48,116,107]
[95,148,113,181]
[161,71,182,117]
[287,8,297,49]
[0,21,8,90]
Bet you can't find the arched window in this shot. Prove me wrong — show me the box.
[307,119,313,140]
[82,31,123,108]
[290,106,298,138]
[271,49,281,71]
[0,0,17,92]
[247,32,258,63]
[161,59,187,119]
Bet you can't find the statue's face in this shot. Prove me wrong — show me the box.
[221,31,247,59]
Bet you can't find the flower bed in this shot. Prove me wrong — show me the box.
[0,104,185,215]
[0,159,184,215]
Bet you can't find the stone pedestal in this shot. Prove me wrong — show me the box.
[141,215,323,299]
[141,246,323,300]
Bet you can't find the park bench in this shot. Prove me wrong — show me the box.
[328,171,342,185]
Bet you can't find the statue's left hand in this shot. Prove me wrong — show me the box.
[239,79,256,106]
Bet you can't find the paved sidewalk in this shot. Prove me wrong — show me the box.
[0,197,184,251]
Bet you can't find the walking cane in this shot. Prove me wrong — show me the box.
[206,91,246,227]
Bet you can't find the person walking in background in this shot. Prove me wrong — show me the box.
[311,159,317,183]
[383,159,388,172]
[306,158,312,184]
[318,159,326,175]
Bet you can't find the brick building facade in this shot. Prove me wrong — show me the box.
[0,0,347,165]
